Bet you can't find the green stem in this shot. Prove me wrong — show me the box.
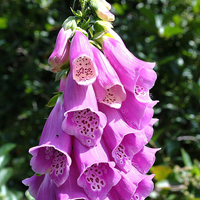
[72,0,76,10]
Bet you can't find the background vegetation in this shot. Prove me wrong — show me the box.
[0,0,200,199]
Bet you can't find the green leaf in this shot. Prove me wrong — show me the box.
[181,148,193,167]
[46,93,63,107]
[0,154,10,169]
[163,25,183,38]
[62,16,76,31]
[0,17,8,29]
[55,68,70,82]
[88,27,93,38]
[81,18,90,30]
[93,31,105,40]
[151,165,172,181]
[0,143,16,156]
[0,168,13,186]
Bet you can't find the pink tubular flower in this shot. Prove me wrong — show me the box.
[102,36,156,95]
[62,71,107,147]
[91,45,126,108]
[48,28,72,73]
[29,97,72,187]
[132,174,155,200]
[23,174,56,200]
[132,146,160,174]
[70,30,98,85]
[114,166,145,200]
[74,138,121,200]
[99,103,147,172]
[119,89,158,130]
[55,153,89,200]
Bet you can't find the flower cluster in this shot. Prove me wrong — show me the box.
[23,0,159,199]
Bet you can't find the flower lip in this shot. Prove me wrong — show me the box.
[29,144,71,187]
[70,30,98,85]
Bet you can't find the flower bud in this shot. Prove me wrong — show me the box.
[48,28,72,73]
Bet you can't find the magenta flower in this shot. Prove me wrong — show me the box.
[70,30,98,85]
[55,153,89,200]
[99,103,147,172]
[48,28,72,73]
[74,138,121,200]
[22,174,56,200]
[91,45,126,108]
[29,97,72,187]
[132,146,160,174]
[62,71,107,147]
[102,36,156,95]
[114,166,145,200]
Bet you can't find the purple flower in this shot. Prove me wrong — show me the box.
[48,28,72,73]
[114,166,145,200]
[102,36,156,96]
[55,153,89,200]
[74,138,121,200]
[132,174,155,200]
[70,30,98,85]
[22,174,56,200]
[99,103,147,172]
[62,71,107,147]
[91,45,126,108]
[132,146,160,174]
[29,97,72,187]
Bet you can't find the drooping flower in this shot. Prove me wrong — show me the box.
[99,103,147,172]
[119,89,158,130]
[114,166,146,200]
[55,153,89,200]
[62,71,107,147]
[131,146,160,174]
[73,138,121,200]
[48,28,72,73]
[91,45,126,108]
[22,174,56,200]
[29,97,72,187]
[69,30,98,85]
[102,36,156,95]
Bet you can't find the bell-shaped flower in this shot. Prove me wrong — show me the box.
[99,103,147,172]
[62,71,107,147]
[48,28,72,73]
[55,153,89,200]
[29,97,72,187]
[91,45,126,109]
[134,67,157,103]
[114,166,145,200]
[132,174,155,200]
[70,30,98,85]
[119,89,158,130]
[22,174,56,200]
[144,118,158,142]
[132,146,160,174]
[74,138,121,200]
[90,0,114,21]
[102,36,156,94]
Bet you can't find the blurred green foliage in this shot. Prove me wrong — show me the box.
[0,0,200,199]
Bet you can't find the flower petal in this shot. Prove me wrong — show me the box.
[29,97,72,187]
[74,138,121,200]
[132,146,160,174]
[92,45,126,108]
[70,30,98,85]
[99,104,147,172]
[102,37,155,93]
[48,28,72,73]
[22,175,45,199]
[56,153,89,200]
[62,71,107,147]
